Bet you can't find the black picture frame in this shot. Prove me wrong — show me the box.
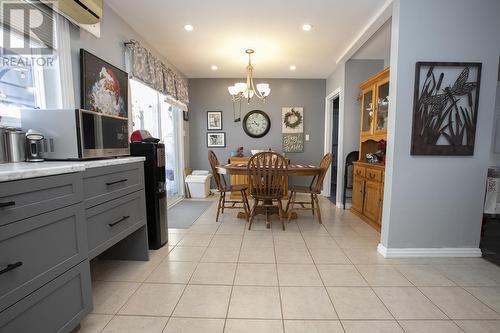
[80,49,129,118]
[207,132,226,148]
[243,110,271,138]
[207,111,223,130]
[411,61,482,156]
[183,110,189,121]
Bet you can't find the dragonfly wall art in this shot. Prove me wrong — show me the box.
[411,62,482,156]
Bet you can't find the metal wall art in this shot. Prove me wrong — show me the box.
[411,62,482,156]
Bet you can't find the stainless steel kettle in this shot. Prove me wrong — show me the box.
[25,129,44,162]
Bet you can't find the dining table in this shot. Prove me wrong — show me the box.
[217,162,322,222]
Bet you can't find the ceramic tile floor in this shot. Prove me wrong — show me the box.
[78,196,500,332]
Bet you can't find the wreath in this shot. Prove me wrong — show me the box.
[283,108,303,129]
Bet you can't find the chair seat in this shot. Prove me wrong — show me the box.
[221,184,248,192]
[289,185,320,194]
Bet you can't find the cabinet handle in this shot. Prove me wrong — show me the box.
[106,179,128,186]
[108,216,130,227]
[0,261,23,275]
[0,201,15,208]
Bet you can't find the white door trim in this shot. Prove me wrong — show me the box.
[322,87,344,208]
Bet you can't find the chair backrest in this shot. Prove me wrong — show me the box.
[344,151,359,189]
[247,152,288,198]
[312,153,333,193]
[208,150,225,191]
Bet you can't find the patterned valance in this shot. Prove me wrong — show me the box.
[125,40,189,105]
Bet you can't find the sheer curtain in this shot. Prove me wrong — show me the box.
[55,14,75,109]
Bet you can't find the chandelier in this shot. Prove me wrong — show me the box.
[227,49,270,121]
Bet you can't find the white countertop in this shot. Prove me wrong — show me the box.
[0,156,146,182]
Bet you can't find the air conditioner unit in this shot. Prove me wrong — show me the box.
[41,0,103,25]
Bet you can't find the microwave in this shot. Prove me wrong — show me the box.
[21,109,130,160]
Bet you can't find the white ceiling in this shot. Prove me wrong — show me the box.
[106,0,391,79]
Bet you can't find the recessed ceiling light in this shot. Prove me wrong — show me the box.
[184,24,194,31]
[211,65,218,71]
[289,65,297,71]
[302,24,312,31]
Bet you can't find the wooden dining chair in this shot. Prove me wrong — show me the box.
[286,153,333,224]
[208,150,250,222]
[247,152,288,230]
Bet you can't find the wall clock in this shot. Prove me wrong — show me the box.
[243,110,271,138]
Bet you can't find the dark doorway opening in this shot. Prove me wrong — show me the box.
[329,97,340,203]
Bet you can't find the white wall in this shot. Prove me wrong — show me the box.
[352,19,392,67]
[381,0,500,252]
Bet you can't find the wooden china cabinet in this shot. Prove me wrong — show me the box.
[351,67,390,231]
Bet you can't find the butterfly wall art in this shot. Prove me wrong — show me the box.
[411,62,482,156]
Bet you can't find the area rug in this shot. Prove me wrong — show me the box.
[168,199,212,229]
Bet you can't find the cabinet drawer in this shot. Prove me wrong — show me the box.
[366,168,383,182]
[83,162,144,208]
[86,190,146,259]
[0,173,83,227]
[353,165,366,178]
[0,204,87,312]
[0,260,91,333]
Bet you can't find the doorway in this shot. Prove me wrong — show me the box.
[329,97,340,203]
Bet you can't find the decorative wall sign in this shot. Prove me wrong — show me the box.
[207,111,223,130]
[207,132,226,148]
[411,62,481,156]
[282,107,304,152]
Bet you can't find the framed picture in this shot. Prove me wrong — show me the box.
[411,62,482,156]
[207,132,226,148]
[183,110,189,121]
[207,111,223,130]
[80,49,129,118]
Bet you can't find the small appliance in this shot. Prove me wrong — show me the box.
[25,129,45,162]
[5,129,26,162]
[0,127,7,164]
[130,141,168,249]
[21,109,129,160]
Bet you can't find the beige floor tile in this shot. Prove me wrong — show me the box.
[308,248,351,264]
[317,265,368,286]
[399,320,463,333]
[118,283,185,316]
[280,286,337,319]
[216,223,246,235]
[420,287,500,319]
[201,247,240,263]
[464,287,500,313]
[334,236,379,249]
[242,235,274,248]
[228,286,282,319]
[224,319,283,333]
[277,264,323,286]
[166,233,184,245]
[209,235,243,248]
[357,265,412,286]
[283,320,344,333]
[342,320,403,333]
[92,260,159,283]
[394,265,456,286]
[102,316,167,333]
[178,234,213,247]
[188,224,219,234]
[91,281,140,314]
[173,284,232,318]
[373,287,446,319]
[234,263,278,286]
[303,236,340,249]
[275,247,313,264]
[343,248,388,264]
[435,265,500,287]
[145,261,197,284]
[77,314,112,333]
[163,317,224,333]
[165,246,206,262]
[327,287,392,320]
[239,247,276,263]
[455,320,500,333]
[190,262,236,285]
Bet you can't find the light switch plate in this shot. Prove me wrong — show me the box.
[305,134,310,141]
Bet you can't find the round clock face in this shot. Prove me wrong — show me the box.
[243,110,271,138]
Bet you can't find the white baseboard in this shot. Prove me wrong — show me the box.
[377,243,482,258]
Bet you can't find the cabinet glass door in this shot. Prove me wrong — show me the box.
[375,81,389,133]
[361,89,374,135]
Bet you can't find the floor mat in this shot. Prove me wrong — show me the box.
[168,199,212,229]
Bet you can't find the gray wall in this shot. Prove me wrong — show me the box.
[188,78,326,184]
[381,0,500,250]
[352,19,392,67]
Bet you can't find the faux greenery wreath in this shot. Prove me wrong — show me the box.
[283,108,303,129]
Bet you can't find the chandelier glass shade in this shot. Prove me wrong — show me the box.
[228,49,270,104]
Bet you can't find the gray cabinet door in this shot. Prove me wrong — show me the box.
[0,261,92,333]
[86,190,146,259]
[0,173,83,226]
[83,162,144,208]
[0,204,88,312]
